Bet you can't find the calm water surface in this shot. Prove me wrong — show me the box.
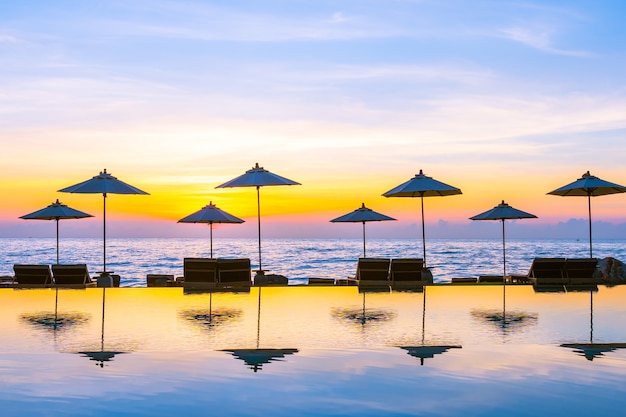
[1,238,624,286]
[1,285,626,416]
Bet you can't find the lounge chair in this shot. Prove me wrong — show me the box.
[527,258,567,285]
[565,258,601,285]
[13,264,53,287]
[389,258,430,288]
[52,264,96,288]
[183,258,218,289]
[217,258,252,288]
[355,258,390,288]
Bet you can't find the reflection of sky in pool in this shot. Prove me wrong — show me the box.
[1,285,626,416]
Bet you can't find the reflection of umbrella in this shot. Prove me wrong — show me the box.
[223,287,298,372]
[332,289,396,326]
[19,199,93,264]
[20,288,90,334]
[470,200,537,279]
[548,171,626,258]
[397,287,461,365]
[383,169,461,266]
[78,288,126,367]
[59,169,149,274]
[179,290,243,330]
[330,203,396,258]
[216,163,300,273]
[560,288,626,361]
[178,201,245,258]
[471,308,538,337]
[399,346,462,366]
[224,348,299,372]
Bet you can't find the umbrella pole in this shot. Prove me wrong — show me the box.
[210,223,214,259]
[256,186,262,272]
[587,192,593,258]
[420,194,426,266]
[502,219,506,280]
[55,217,60,264]
[103,193,107,273]
[257,287,262,349]
[362,221,366,258]
[590,290,594,343]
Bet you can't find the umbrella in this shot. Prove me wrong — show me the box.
[20,199,93,264]
[216,163,301,273]
[383,169,462,266]
[470,200,537,280]
[548,171,626,258]
[178,201,245,258]
[330,203,396,258]
[58,169,149,274]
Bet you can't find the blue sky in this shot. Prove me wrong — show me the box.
[1,0,626,238]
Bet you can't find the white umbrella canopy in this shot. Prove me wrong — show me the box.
[58,169,149,274]
[330,202,396,258]
[20,199,93,264]
[383,169,462,266]
[548,171,626,258]
[470,200,537,278]
[216,163,301,273]
[178,201,245,258]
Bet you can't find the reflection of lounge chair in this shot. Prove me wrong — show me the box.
[183,258,218,289]
[52,264,96,288]
[217,258,252,288]
[565,258,601,285]
[356,258,390,288]
[13,264,53,287]
[390,258,429,288]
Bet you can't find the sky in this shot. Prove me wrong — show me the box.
[1,0,626,240]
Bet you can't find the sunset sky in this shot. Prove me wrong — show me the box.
[1,0,625,239]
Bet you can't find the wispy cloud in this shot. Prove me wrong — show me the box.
[499,26,592,57]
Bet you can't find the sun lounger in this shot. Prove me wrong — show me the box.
[526,258,567,286]
[183,258,219,289]
[308,278,336,285]
[52,264,96,288]
[565,258,601,285]
[356,258,390,288]
[13,264,53,287]
[389,258,429,288]
[217,258,252,288]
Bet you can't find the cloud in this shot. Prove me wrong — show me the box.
[499,26,592,57]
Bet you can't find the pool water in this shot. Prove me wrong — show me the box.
[1,285,625,416]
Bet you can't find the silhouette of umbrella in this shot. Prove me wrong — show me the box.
[330,203,396,258]
[59,169,149,274]
[470,200,537,279]
[383,169,461,266]
[19,199,93,264]
[178,201,244,258]
[548,171,626,258]
[216,163,300,273]
[222,287,298,372]
[560,288,626,361]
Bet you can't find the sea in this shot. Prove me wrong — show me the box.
[1,237,624,286]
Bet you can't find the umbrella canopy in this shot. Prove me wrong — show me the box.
[20,199,93,264]
[330,202,396,257]
[59,169,149,274]
[178,201,244,258]
[383,169,462,266]
[548,171,626,258]
[216,163,301,273]
[470,200,537,279]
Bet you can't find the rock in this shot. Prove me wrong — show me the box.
[597,257,626,284]
[254,273,288,286]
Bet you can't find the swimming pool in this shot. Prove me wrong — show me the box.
[1,285,625,416]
